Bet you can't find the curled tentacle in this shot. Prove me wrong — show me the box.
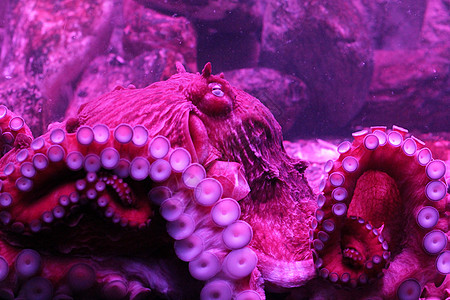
[0,115,264,299]
[310,126,448,298]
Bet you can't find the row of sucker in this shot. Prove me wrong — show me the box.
[146,137,261,300]
[0,105,261,299]
[309,125,448,298]
[0,247,168,300]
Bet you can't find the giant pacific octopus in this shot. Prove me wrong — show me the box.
[0,62,447,299]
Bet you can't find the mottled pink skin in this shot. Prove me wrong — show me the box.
[77,62,317,287]
[0,63,446,299]
[0,63,316,298]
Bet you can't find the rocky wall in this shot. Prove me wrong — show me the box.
[0,0,448,138]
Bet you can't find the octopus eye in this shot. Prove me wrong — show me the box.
[209,83,224,97]
[188,73,234,116]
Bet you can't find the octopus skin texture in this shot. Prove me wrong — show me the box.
[310,127,449,299]
[0,62,317,299]
[0,62,447,300]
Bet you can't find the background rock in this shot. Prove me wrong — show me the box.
[67,0,198,117]
[359,0,426,50]
[123,0,197,72]
[421,0,450,46]
[138,0,265,71]
[0,0,448,139]
[0,0,116,134]
[260,0,373,136]
[0,79,44,135]
[224,68,309,132]
[67,49,185,118]
[136,0,250,22]
[195,24,261,72]
[349,0,450,133]
[353,46,450,132]
[0,0,196,136]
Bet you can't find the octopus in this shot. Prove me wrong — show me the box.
[0,62,447,300]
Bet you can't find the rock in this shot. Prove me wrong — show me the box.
[137,0,264,71]
[0,79,44,136]
[1,0,448,139]
[68,0,198,117]
[68,49,184,118]
[20,0,115,125]
[347,0,449,133]
[421,0,450,46]
[196,27,261,72]
[123,0,197,72]
[0,0,116,134]
[136,0,262,25]
[352,46,450,132]
[359,0,426,50]
[0,1,45,135]
[0,0,200,134]
[260,0,373,136]
[224,68,309,133]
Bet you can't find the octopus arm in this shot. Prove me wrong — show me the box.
[310,126,449,299]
